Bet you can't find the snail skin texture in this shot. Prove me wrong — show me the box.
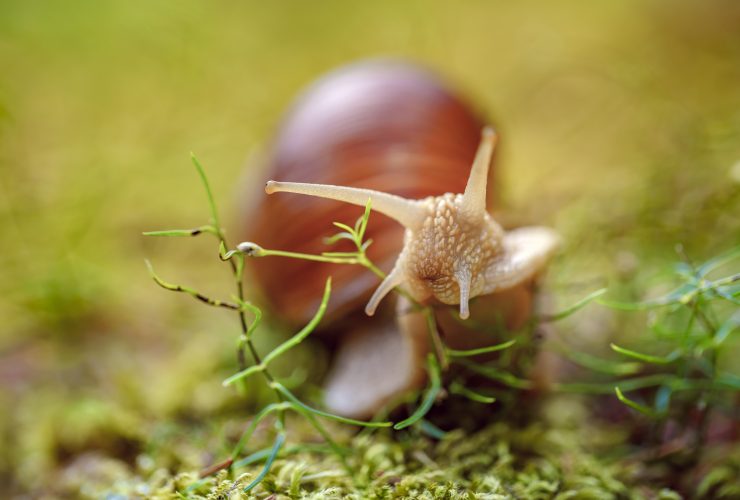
[244,61,559,418]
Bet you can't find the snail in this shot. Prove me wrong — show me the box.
[242,60,559,419]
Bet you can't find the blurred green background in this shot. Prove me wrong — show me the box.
[1,0,739,495]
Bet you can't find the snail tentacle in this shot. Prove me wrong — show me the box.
[461,127,497,222]
[455,266,472,320]
[265,181,425,230]
[365,261,405,316]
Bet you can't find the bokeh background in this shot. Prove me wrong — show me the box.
[1,0,739,495]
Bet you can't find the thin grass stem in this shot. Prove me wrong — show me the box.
[615,387,661,418]
[223,279,331,386]
[272,382,392,428]
[449,381,496,404]
[540,288,607,322]
[394,355,442,430]
[242,431,286,493]
[447,339,516,358]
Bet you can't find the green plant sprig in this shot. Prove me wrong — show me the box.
[144,155,279,402]
[223,279,332,386]
[144,156,391,493]
[564,245,740,453]
[231,198,612,428]
[232,200,461,425]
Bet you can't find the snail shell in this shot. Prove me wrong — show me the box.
[246,60,486,327]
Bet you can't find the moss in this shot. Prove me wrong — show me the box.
[18,397,656,498]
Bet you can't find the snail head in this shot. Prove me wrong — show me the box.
[265,127,559,320]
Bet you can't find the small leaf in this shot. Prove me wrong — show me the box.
[419,419,447,439]
[715,373,740,390]
[449,381,496,404]
[713,311,740,347]
[274,383,392,428]
[716,284,740,305]
[145,260,239,311]
[544,288,607,321]
[143,225,217,237]
[458,360,533,390]
[324,231,355,245]
[598,283,697,310]
[235,252,245,279]
[447,339,516,358]
[224,278,332,386]
[563,350,642,376]
[394,354,442,430]
[697,245,740,277]
[332,221,355,234]
[610,343,681,364]
[243,431,286,493]
[191,153,221,231]
[231,402,290,460]
[357,198,372,241]
[654,385,672,414]
[674,261,696,280]
[614,387,660,418]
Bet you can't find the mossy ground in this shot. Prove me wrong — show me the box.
[1,1,739,498]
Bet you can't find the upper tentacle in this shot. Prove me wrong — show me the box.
[266,181,425,230]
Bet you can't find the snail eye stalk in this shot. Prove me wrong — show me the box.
[266,181,425,230]
[461,127,497,222]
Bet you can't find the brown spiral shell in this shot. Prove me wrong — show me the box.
[245,60,487,326]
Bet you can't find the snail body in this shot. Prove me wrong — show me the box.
[244,61,558,418]
[246,60,486,326]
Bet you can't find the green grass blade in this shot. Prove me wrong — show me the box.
[231,402,290,460]
[715,286,740,305]
[262,278,330,364]
[324,231,355,245]
[419,419,447,439]
[697,245,740,277]
[232,444,335,469]
[394,354,442,430]
[713,311,740,347]
[610,343,680,364]
[715,373,740,390]
[544,288,607,321]
[273,383,391,428]
[223,279,331,386]
[562,350,642,376]
[614,387,660,418]
[357,198,372,241]
[190,153,221,230]
[598,283,697,310]
[145,260,239,310]
[332,222,355,234]
[457,359,534,390]
[243,432,286,493]
[232,446,273,468]
[449,382,496,404]
[654,385,672,414]
[447,339,516,358]
[556,374,681,394]
[285,402,354,474]
[143,225,217,237]
[222,365,264,385]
